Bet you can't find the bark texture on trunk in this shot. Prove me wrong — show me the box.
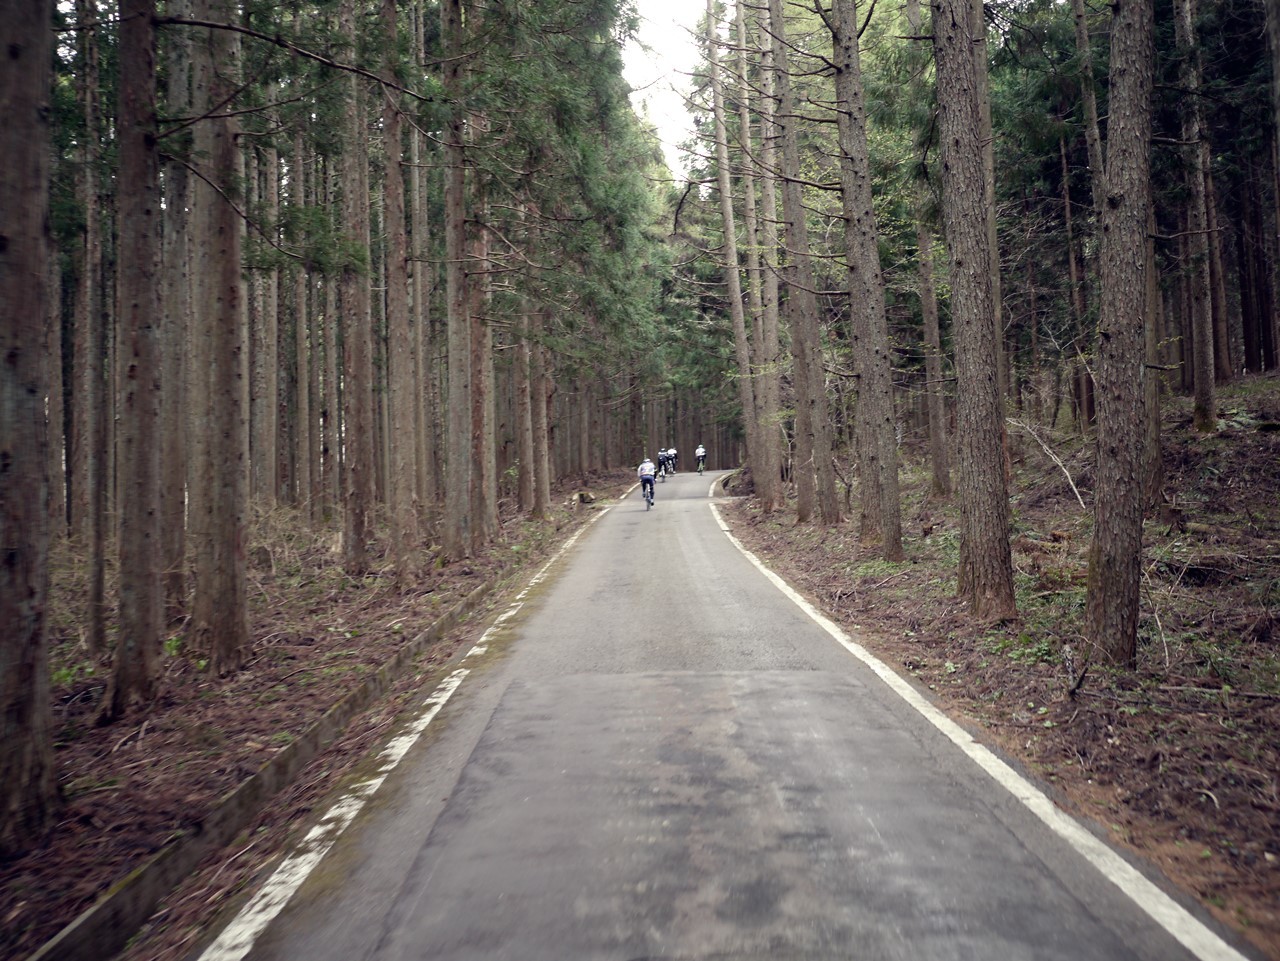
[72,0,107,657]
[1085,0,1155,666]
[467,111,497,548]
[1143,207,1164,507]
[46,225,65,535]
[189,0,250,674]
[106,0,163,719]
[161,0,192,619]
[293,128,313,519]
[384,0,421,581]
[918,212,950,497]
[409,37,438,528]
[339,0,375,574]
[831,0,903,559]
[1070,0,1106,216]
[767,0,839,524]
[707,0,759,495]
[736,0,783,512]
[250,133,280,505]
[932,0,1017,619]
[906,0,951,498]
[0,0,57,856]
[516,309,536,512]
[531,324,552,518]
[1175,0,1216,431]
[971,0,1005,406]
[322,255,340,521]
[757,21,788,507]
[442,0,472,557]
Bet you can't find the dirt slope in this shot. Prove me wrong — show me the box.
[724,375,1280,958]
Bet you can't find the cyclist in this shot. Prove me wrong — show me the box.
[637,455,657,505]
[656,448,670,480]
[695,444,707,473]
[667,447,678,472]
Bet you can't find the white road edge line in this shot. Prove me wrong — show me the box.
[708,502,1249,961]
[197,509,609,961]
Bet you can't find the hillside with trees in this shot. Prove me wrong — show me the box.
[3,0,1279,956]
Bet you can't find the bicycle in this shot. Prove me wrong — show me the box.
[643,483,654,509]
[697,458,705,475]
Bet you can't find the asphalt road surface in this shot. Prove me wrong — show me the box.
[196,470,1256,961]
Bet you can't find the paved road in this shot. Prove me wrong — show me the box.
[199,471,1254,961]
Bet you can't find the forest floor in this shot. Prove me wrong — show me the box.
[722,373,1280,959]
[4,376,1279,961]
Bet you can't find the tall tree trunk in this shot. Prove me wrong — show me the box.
[293,132,312,519]
[516,307,535,512]
[767,0,839,524]
[384,0,420,582]
[247,147,264,497]
[339,0,375,574]
[442,0,472,558]
[467,113,498,548]
[919,209,951,497]
[735,0,782,512]
[409,33,437,530]
[161,0,191,620]
[831,0,903,559]
[1174,0,1216,431]
[932,0,1017,619]
[971,0,1005,406]
[1143,207,1164,506]
[295,261,311,512]
[1267,0,1280,120]
[0,0,57,855]
[906,0,950,498]
[323,251,340,522]
[1268,0,1280,287]
[575,378,589,480]
[1085,0,1155,667]
[104,0,162,719]
[1205,170,1232,382]
[248,136,281,506]
[73,0,108,657]
[374,210,389,507]
[1241,162,1278,371]
[531,321,552,518]
[46,222,66,535]
[189,0,250,674]
[756,12,788,510]
[706,0,759,491]
[1070,0,1106,216]
[251,123,280,504]
[1059,136,1094,431]
[292,14,317,520]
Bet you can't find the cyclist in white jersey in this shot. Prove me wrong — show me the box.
[637,456,657,504]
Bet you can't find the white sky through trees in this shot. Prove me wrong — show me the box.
[621,0,701,177]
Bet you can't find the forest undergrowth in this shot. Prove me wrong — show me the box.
[725,373,1280,959]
